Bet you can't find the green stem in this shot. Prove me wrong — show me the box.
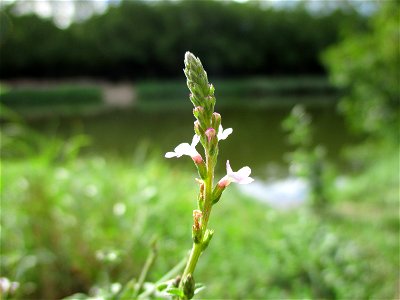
[138,256,187,299]
[181,242,203,278]
[133,240,157,298]
[180,151,214,287]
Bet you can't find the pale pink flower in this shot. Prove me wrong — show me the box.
[165,135,202,161]
[218,160,254,187]
[217,125,233,141]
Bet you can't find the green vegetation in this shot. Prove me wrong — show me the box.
[0,85,103,117]
[323,1,399,142]
[0,1,366,78]
[283,105,334,211]
[0,2,398,299]
[323,1,399,211]
[136,77,337,110]
[0,85,102,107]
[1,123,398,299]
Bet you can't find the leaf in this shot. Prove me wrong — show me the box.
[165,287,184,297]
[156,282,169,291]
[194,285,206,295]
[117,278,137,299]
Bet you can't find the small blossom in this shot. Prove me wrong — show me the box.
[205,128,216,142]
[219,160,254,187]
[165,134,201,160]
[217,125,233,141]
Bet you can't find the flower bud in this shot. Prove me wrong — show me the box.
[185,52,198,69]
[189,93,201,107]
[205,127,218,157]
[211,112,221,131]
[193,106,208,128]
[209,83,215,96]
[205,128,216,143]
[193,106,204,119]
[193,155,207,180]
[218,179,231,188]
[204,95,216,117]
[184,52,209,101]
[194,121,205,138]
[182,274,195,299]
[212,180,228,204]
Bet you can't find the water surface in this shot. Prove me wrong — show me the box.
[29,105,358,180]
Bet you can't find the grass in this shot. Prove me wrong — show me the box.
[0,85,102,116]
[1,123,398,299]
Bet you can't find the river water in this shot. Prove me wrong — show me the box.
[30,104,357,178]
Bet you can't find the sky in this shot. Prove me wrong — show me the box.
[2,0,110,28]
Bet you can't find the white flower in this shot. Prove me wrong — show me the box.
[219,160,254,186]
[0,277,19,293]
[218,125,233,141]
[165,134,201,159]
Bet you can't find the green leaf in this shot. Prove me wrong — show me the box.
[194,284,206,295]
[156,282,169,291]
[117,278,137,299]
[166,287,184,297]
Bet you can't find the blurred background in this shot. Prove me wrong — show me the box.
[0,0,398,299]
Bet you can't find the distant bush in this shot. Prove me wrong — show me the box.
[136,77,338,109]
[323,1,399,142]
[0,86,102,106]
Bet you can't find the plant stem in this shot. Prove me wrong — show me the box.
[180,152,214,282]
[133,240,157,298]
[138,256,187,299]
[181,242,203,279]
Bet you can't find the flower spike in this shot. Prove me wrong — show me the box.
[165,52,254,297]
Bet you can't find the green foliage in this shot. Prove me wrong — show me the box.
[0,85,102,107]
[323,1,399,141]
[136,77,337,109]
[282,105,335,210]
[0,1,366,78]
[0,12,65,77]
[322,2,399,212]
[1,119,398,299]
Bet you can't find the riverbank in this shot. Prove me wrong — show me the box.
[0,76,338,118]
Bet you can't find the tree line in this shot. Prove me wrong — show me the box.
[0,0,367,79]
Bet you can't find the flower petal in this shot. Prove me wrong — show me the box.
[224,160,254,184]
[174,143,193,157]
[226,160,233,175]
[237,177,254,184]
[165,152,177,158]
[218,125,233,140]
[191,134,200,147]
[236,166,252,178]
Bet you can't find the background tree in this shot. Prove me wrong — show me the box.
[323,1,399,143]
[0,0,366,79]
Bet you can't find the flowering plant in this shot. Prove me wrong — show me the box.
[163,52,254,299]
